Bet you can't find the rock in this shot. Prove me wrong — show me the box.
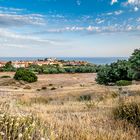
[23,85,31,89]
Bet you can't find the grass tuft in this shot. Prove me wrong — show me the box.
[0,113,49,140]
[113,101,140,127]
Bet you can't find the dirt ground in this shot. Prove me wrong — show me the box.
[0,72,140,140]
[0,72,140,100]
[0,72,99,100]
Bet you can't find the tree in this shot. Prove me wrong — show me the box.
[129,49,140,80]
[110,60,131,82]
[129,49,140,71]
[96,60,131,85]
[96,65,112,85]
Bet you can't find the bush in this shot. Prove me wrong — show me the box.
[48,84,53,86]
[42,86,47,90]
[30,97,49,104]
[14,68,37,83]
[116,80,132,86]
[113,102,140,127]
[23,85,32,89]
[1,61,16,72]
[0,75,11,78]
[0,113,48,139]
[50,87,57,90]
[78,94,91,101]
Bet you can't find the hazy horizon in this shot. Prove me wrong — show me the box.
[0,56,129,58]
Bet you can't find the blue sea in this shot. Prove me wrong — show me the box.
[0,57,128,65]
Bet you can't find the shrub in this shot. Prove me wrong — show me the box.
[1,61,16,72]
[113,102,140,127]
[111,92,119,98]
[0,113,48,139]
[14,68,37,83]
[42,86,47,90]
[116,80,132,86]
[23,85,32,89]
[50,87,56,90]
[0,75,11,78]
[28,63,97,74]
[48,84,53,86]
[30,97,49,104]
[78,94,91,101]
[85,101,96,109]
[36,89,41,91]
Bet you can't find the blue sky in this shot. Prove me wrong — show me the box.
[0,0,140,57]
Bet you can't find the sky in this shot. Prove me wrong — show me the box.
[0,0,140,57]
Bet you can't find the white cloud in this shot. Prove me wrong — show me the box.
[95,18,105,24]
[134,6,139,11]
[76,0,81,6]
[123,0,140,7]
[122,0,140,12]
[111,0,118,5]
[0,13,46,27]
[0,6,46,27]
[0,28,61,49]
[114,10,123,15]
[103,10,123,16]
[0,6,25,14]
[128,0,140,5]
[32,23,140,35]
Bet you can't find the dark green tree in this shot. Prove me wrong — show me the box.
[129,49,140,80]
[96,60,131,85]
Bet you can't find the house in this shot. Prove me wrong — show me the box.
[0,62,6,68]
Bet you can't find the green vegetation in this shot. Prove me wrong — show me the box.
[78,94,91,101]
[0,61,16,72]
[96,60,131,85]
[28,65,98,74]
[0,75,11,78]
[14,68,37,83]
[116,80,132,86]
[96,49,140,85]
[113,102,140,127]
[129,49,140,80]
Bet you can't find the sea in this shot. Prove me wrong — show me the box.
[0,57,128,65]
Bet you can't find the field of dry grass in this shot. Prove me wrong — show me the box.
[0,72,140,140]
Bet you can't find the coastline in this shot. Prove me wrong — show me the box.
[0,57,128,65]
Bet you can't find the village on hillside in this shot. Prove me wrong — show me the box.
[0,58,89,68]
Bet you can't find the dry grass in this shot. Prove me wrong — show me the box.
[0,73,140,140]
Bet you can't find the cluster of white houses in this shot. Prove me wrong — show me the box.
[0,58,88,68]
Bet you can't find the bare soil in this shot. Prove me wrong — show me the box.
[0,72,140,100]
